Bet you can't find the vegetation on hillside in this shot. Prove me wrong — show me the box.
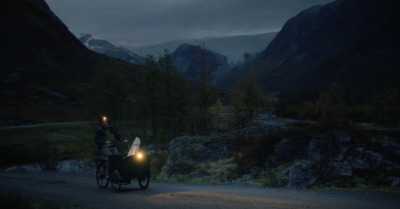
[276,83,400,124]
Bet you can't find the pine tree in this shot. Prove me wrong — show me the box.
[89,57,128,127]
[158,50,190,143]
[195,42,216,135]
[231,73,267,128]
[137,55,162,144]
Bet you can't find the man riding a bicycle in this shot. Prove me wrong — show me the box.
[94,116,128,156]
[94,116,150,191]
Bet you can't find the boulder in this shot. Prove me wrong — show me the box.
[164,136,229,174]
[380,142,400,164]
[348,148,383,169]
[288,162,317,188]
[329,160,352,177]
[307,134,340,163]
[272,138,308,165]
[334,131,351,143]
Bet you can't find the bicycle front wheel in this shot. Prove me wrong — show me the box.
[96,163,109,188]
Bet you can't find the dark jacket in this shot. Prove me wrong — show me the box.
[94,125,123,148]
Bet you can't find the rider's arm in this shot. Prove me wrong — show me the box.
[109,126,123,142]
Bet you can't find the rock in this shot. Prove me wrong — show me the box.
[58,158,96,172]
[275,167,290,187]
[329,160,352,177]
[288,162,317,188]
[386,176,400,187]
[380,142,400,164]
[381,160,400,171]
[164,136,229,175]
[5,158,95,173]
[272,138,308,165]
[307,134,340,163]
[348,148,383,169]
[167,136,229,164]
[334,131,351,143]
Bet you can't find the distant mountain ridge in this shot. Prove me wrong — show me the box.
[221,0,400,96]
[77,34,245,84]
[171,44,231,84]
[79,34,145,65]
[132,32,278,65]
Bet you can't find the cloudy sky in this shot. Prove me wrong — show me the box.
[45,0,333,49]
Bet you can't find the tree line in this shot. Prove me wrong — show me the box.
[88,45,270,147]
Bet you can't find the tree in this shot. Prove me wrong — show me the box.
[231,73,268,128]
[212,98,226,133]
[136,55,162,144]
[136,52,190,146]
[89,57,128,127]
[158,50,190,143]
[194,42,216,135]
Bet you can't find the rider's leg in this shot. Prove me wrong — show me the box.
[101,147,112,177]
[110,146,119,155]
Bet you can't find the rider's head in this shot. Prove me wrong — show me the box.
[99,116,108,129]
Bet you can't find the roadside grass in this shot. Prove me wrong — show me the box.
[0,121,147,168]
[0,192,96,209]
[0,123,98,168]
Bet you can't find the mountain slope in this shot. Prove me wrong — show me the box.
[79,34,145,65]
[222,0,399,97]
[0,0,141,123]
[171,44,231,84]
[133,32,278,65]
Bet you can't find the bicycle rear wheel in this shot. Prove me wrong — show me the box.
[110,170,122,192]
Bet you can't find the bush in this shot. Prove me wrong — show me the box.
[230,133,282,174]
[165,158,196,175]
[198,158,237,183]
[150,151,169,176]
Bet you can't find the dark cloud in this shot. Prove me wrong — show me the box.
[45,0,333,48]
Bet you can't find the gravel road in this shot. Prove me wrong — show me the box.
[0,171,399,209]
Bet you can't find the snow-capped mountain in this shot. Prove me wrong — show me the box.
[79,34,145,65]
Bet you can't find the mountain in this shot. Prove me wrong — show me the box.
[79,34,145,65]
[0,0,141,124]
[221,0,400,98]
[171,44,231,84]
[132,32,278,65]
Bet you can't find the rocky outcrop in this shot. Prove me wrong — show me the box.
[162,136,230,176]
[161,127,400,188]
[266,130,400,188]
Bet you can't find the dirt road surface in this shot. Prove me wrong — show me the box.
[1,171,399,209]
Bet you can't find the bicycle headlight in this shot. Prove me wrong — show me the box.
[137,152,143,160]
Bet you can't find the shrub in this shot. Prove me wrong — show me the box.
[230,133,282,174]
[198,157,238,183]
[165,158,196,175]
[150,151,169,176]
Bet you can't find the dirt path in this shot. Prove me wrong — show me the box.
[0,171,399,209]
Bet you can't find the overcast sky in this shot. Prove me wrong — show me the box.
[45,0,333,49]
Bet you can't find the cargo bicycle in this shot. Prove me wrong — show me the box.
[95,138,150,192]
